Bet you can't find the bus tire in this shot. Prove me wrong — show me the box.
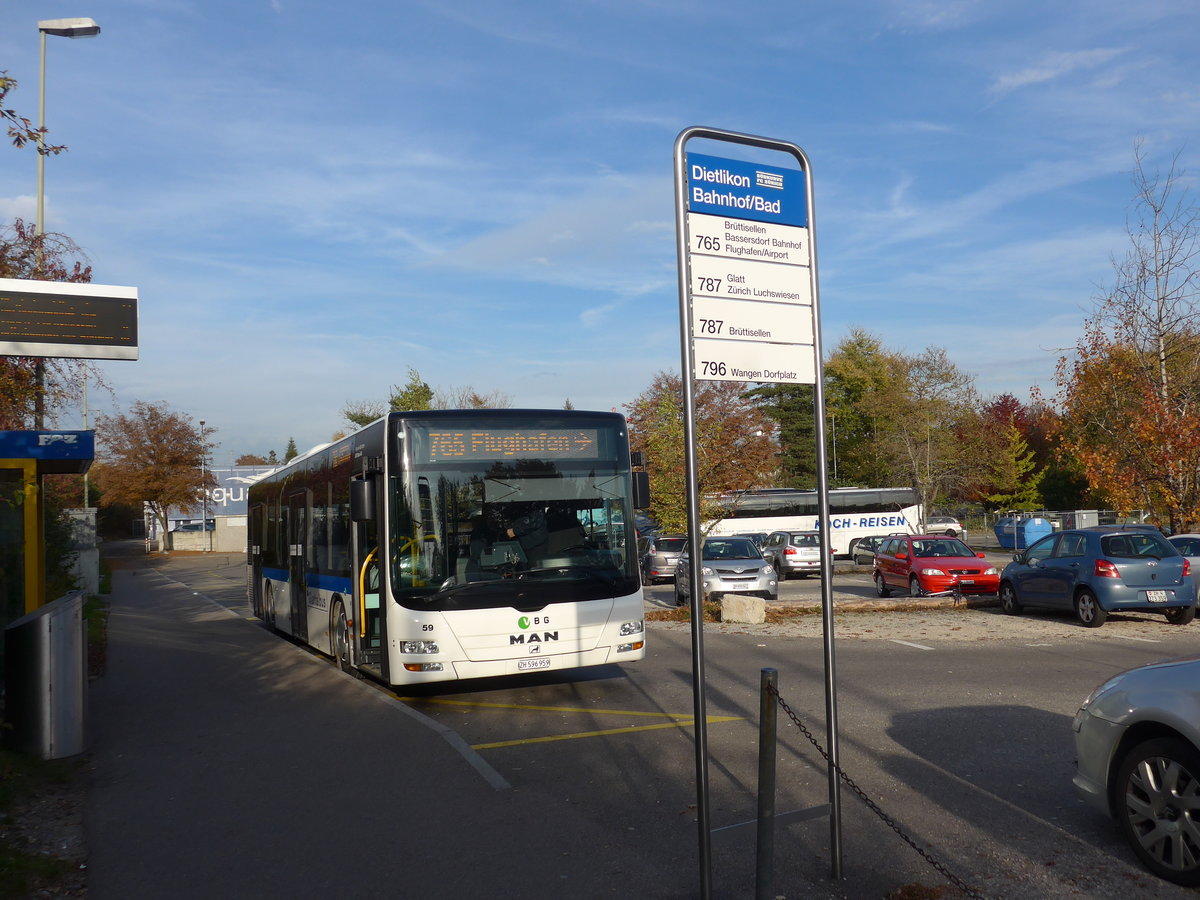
[331,599,352,672]
[263,583,277,631]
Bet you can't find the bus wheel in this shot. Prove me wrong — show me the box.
[332,600,352,672]
[263,583,276,631]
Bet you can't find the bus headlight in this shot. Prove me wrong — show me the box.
[400,640,439,654]
[620,620,644,636]
[617,640,644,653]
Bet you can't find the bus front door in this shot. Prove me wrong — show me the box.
[288,491,310,642]
[350,475,383,672]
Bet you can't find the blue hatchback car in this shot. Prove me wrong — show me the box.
[998,527,1196,627]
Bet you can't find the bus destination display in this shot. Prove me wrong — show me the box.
[424,429,600,461]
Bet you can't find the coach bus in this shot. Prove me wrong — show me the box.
[247,409,649,685]
[706,487,921,557]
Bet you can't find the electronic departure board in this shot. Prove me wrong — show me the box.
[423,429,600,462]
[0,278,139,360]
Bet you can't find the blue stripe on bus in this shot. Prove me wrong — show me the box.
[260,567,353,596]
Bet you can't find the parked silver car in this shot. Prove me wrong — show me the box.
[926,515,965,539]
[674,536,777,605]
[763,530,827,579]
[1073,655,1200,886]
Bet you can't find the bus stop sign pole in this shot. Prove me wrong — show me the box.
[673,126,843,891]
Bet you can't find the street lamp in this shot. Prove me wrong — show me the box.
[199,420,211,552]
[34,17,100,429]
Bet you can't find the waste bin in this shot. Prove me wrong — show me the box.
[994,516,1053,551]
[3,591,86,758]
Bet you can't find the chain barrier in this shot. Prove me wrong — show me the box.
[767,683,986,900]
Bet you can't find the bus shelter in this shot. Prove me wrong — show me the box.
[0,430,94,625]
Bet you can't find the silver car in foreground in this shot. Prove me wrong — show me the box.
[674,536,778,606]
[1073,655,1200,886]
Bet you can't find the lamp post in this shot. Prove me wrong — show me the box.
[34,17,100,429]
[199,420,211,551]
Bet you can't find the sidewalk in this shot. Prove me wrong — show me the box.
[84,551,669,898]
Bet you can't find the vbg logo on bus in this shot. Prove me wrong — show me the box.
[512,614,558,646]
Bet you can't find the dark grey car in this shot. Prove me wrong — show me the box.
[638,534,687,584]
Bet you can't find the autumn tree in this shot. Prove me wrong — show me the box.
[857,345,984,528]
[624,371,778,534]
[235,453,268,465]
[92,401,215,547]
[1056,148,1200,530]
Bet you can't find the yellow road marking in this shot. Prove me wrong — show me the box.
[399,696,700,719]
[471,716,742,750]
[395,696,743,749]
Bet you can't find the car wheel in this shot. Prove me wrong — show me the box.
[331,599,352,672]
[1165,605,1196,625]
[999,582,1022,615]
[1114,737,1200,887]
[675,584,687,607]
[874,573,891,598]
[944,530,957,537]
[908,577,925,598]
[1075,588,1108,627]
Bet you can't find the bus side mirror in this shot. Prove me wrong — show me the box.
[351,478,376,523]
[632,471,650,510]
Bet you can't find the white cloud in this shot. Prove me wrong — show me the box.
[989,48,1129,96]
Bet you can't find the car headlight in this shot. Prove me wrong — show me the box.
[919,567,947,576]
[702,566,715,576]
[761,565,775,576]
[983,567,998,575]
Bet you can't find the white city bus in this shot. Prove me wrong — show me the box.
[247,409,648,685]
[706,487,921,557]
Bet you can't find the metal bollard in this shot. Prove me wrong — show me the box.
[756,667,778,900]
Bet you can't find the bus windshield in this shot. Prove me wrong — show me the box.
[389,419,638,610]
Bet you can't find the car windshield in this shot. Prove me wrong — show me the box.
[703,538,759,559]
[1101,532,1177,559]
[911,538,974,557]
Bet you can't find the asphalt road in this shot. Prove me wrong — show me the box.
[131,548,1200,899]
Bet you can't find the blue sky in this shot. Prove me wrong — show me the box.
[3,0,1199,464]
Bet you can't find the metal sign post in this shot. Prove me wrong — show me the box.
[673,126,842,892]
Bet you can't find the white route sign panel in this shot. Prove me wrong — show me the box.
[681,151,816,385]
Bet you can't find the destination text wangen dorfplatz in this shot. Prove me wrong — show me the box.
[684,151,816,385]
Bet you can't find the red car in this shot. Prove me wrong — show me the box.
[873,534,1000,598]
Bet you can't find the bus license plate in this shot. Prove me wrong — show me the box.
[518,658,551,670]
[1146,590,1169,603]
